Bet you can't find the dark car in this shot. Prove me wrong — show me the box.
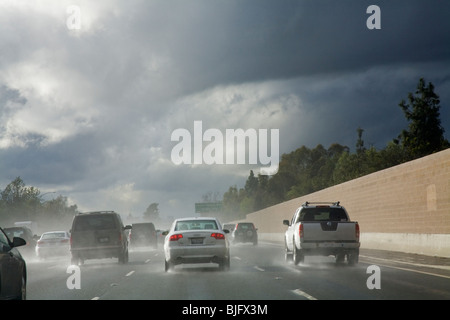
[3,227,36,257]
[231,222,258,245]
[129,222,158,249]
[70,211,132,265]
[0,227,27,300]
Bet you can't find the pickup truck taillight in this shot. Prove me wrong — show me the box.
[299,223,304,240]
[355,222,360,241]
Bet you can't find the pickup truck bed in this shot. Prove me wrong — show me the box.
[283,202,360,266]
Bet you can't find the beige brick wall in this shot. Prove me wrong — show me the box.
[243,148,450,256]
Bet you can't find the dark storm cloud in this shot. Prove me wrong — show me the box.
[132,0,450,91]
[0,0,449,215]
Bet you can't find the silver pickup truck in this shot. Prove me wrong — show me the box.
[283,202,360,266]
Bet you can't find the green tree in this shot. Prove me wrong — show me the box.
[397,78,449,159]
[0,177,41,223]
[222,186,246,221]
[244,170,258,197]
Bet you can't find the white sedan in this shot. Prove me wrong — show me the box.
[163,217,230,271]
[35,231,71,259]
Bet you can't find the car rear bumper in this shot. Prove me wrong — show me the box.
[300,241,360,255]
[36,245,70,256]
[71,245,124,259]
[165,245,229,265]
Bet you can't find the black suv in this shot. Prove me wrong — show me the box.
[129,222,158,249]
[70,211,131,265]
[231,222,258,245]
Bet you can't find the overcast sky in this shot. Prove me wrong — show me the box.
[1,0,449,221]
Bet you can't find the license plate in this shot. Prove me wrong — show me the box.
[191,238,203,245]
[98,237,109,243]
[319,242,336,247]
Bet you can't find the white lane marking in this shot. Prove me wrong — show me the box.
[125,271,135,277]
[292,289,318,300]
[92,297,100,300]
[360,259,450,279]
[145,259,151,263]
[254,266,265,272]
[234,256,241,260]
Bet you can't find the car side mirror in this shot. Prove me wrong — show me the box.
[12,237,27,248]
[223,229,230,234]
[124,225,132,230]
[161,231,169,236]
[283,220,290,226]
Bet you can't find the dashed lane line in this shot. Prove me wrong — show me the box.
[292,289,318,300]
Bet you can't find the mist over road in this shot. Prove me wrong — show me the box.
[24,242,450,301]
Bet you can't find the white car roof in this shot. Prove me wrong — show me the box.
[175,217,218,221]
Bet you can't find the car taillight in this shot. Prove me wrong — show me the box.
[299,223,304,240]
[169,234,183,241]
[211,233,225,240]
[355,222,360,241]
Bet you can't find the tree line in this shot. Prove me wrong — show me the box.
[0,177,79,231]
[0,176,161,231]
[220,78,449,221]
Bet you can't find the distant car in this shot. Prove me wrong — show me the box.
[231,222,258,245]
[35,231,71,259]
[3,226,37,256]
[70,211,132,265]
[163,217,230,272]
[0,227,27,300]
[129,222,158,249]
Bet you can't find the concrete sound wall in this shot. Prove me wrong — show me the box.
[244,148,450,257]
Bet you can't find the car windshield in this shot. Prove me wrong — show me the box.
[73,215,117,231]
[300,208,348,222]
[175,220,218,231]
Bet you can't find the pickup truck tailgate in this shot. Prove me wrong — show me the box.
[302,222,358,242]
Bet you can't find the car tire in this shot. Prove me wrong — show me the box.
[164,259,173,272]
[119,249,129,264]
[219,256,230,271]
[284,240,293,263]
[293,243,304,265]
[335,253,346,264]
[347,250,359,266]
[18,272,26,300]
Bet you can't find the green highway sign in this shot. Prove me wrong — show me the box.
[195,202,223,213]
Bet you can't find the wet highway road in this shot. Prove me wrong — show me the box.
[25,242,450,301]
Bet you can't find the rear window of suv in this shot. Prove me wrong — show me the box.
[300,208,348,222]
[73,214,117,231]
[236,223,255,231]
